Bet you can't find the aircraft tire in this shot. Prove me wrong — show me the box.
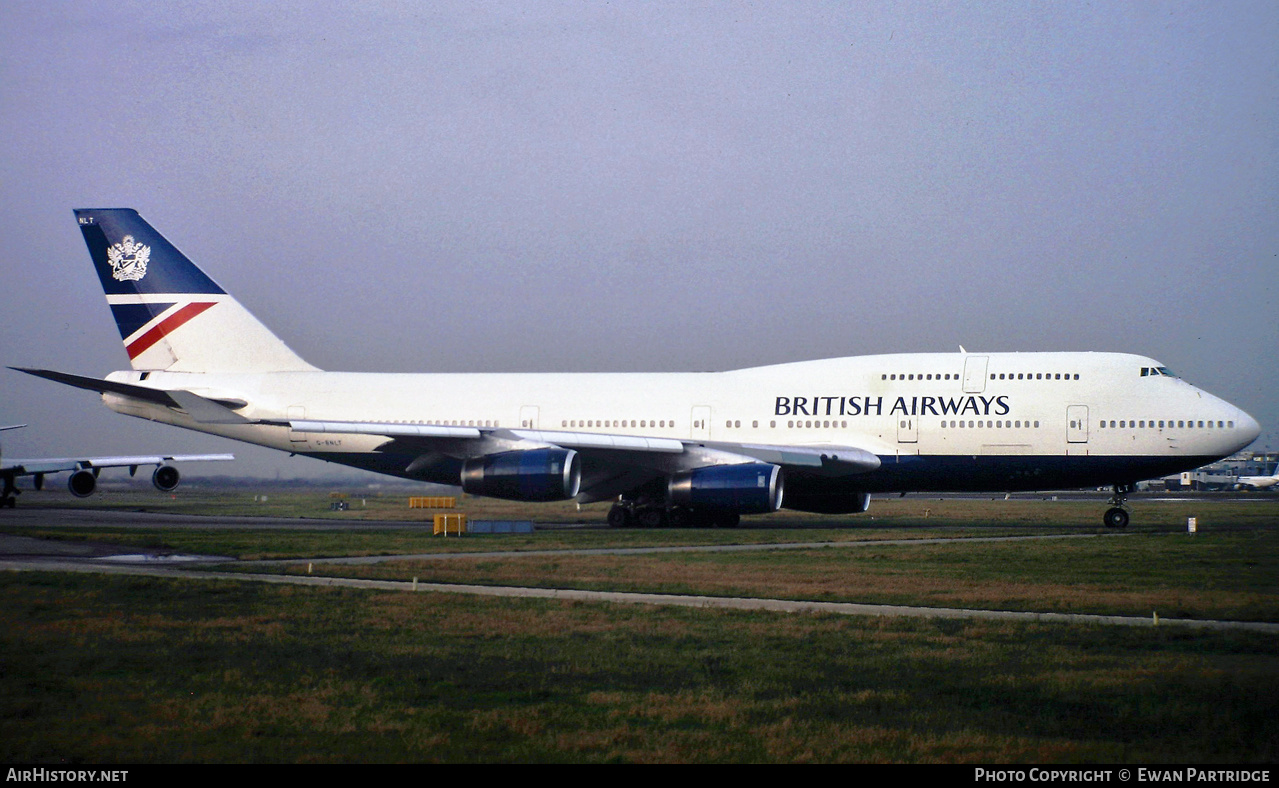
[1103,507,1129,529]
[607,505,631,528]
[637,508,666,528]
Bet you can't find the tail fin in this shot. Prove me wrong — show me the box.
[0,425,24,471]
[75,209,317,373]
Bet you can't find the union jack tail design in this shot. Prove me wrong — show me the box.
[74,209,317,373]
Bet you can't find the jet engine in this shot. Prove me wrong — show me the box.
[461,448,581,502]
[152,465,180,492]
[67,469,97,498]
[667,463,784,514]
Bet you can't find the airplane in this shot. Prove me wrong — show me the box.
[1234,466,1279,491]
[10,208,1262,529]
[0,424,232,508]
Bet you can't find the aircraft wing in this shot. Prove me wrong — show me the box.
[2,421,233,477]
[4,454,234,476]
[288,419,879,470]
[2,446,232,502]
[284,418,882,502]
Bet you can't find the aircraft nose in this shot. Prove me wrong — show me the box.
[1238,409,1261,445]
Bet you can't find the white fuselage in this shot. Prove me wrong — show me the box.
[101,350,1260,500]
[1237,474,1279,490]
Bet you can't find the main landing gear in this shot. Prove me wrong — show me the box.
[1,477,18,509]
[1103,484,1132,529]
[608,500,741,529]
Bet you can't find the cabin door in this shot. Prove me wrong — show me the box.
[691,406,711,441]
[1067,405,1089,443]
[962,355,989,393]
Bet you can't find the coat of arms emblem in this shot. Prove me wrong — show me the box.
[107,235,150,282]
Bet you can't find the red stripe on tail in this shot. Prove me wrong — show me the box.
[125,302,216,360]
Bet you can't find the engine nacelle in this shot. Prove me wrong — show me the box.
[67,469,97,498]
[461,448,581,502]
[668,463,784,514]
[152,465,180,492]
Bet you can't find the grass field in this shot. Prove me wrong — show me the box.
[2,489,1277,763]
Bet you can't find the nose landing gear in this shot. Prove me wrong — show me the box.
[1104,484,1133,529]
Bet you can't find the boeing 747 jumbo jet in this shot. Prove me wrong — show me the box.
[0,424,232,507]
[13,209,1262,528]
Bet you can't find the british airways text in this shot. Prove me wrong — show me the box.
[775,395,1011,417]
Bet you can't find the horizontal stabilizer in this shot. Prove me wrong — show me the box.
[12,367,176,406]
[10,367,250,424]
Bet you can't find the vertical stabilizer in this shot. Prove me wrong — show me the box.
[74,209,317,373]
[0,424,25,458]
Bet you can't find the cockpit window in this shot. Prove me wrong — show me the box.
[1140,366,1177,378]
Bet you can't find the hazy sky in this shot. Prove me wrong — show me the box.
[1,1,1276,480]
